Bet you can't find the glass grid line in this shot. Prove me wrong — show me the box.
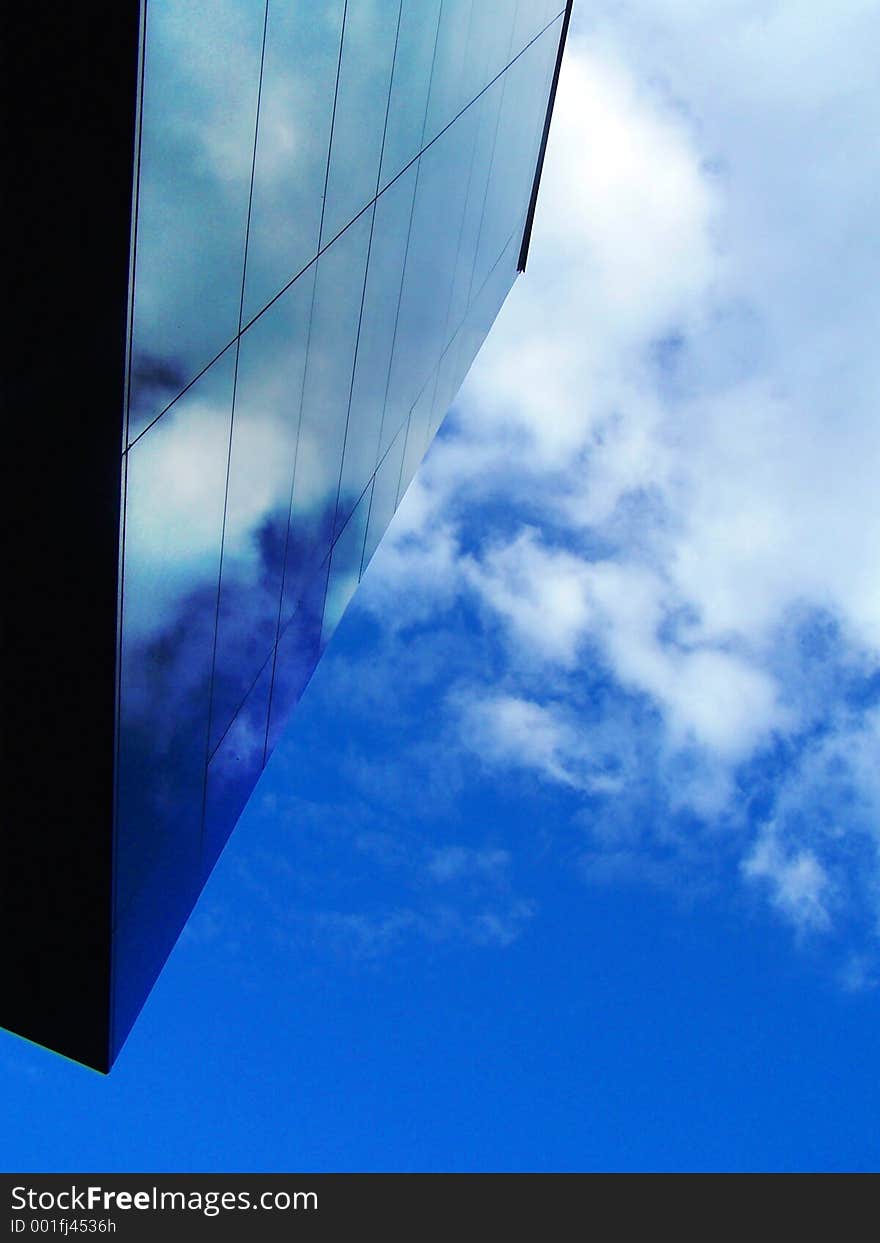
[199,0,350,861]
[329,0,405,547]
[357,0,445,572]
[259,0,353,773]
[121,7,565,456]
[199,0,272,868]
[392,0,491,508]
[201,213,522,777]
[466,6,519,309]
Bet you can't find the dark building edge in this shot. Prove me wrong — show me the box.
[1,3,142,1073]
[517,0,575,273]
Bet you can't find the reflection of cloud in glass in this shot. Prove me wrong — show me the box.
[112,0,567,1059]
[243,1,347,319]
[129,1,266,433]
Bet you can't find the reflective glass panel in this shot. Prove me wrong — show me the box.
[203,660,272,874]
[471,20,560,296]
[423,0,474,144]
[431,230,521,443]
[242,0,346,322]
[512,0,556,55]
[444,72,508,336]
[115,346,236,927]
[111,855,202,1060]
[209,263,316,751]
[335,162,418,531]
[266,563,328,756]
[319,0,402,247]
[383,102,481,448]
[322,488,371,646]
[278,211,373,627]
[128,0,265,441]
[461,0,519,101]
[396,373,436,505]
[378,0,442,186]
[362,422,406,572]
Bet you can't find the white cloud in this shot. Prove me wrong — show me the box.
[458,534,787,759]
[458,692,623,795]
[461,529,594,668]
[742,828,832,933]
[460,693,583,788]
[460,46,717,468]
[361,4,880,948]
[426,846,511,884]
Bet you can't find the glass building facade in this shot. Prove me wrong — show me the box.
[2,0,571,1071]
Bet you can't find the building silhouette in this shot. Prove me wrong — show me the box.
[3,0,572,1071]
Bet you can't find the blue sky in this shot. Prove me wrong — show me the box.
[3,1,880,1171]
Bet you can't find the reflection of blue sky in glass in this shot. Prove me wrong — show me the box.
[113,0,564,1060]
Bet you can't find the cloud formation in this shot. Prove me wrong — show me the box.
[351,3,880,964]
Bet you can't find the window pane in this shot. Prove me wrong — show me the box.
[471,19,560,297]
[512,0,555,55]
[322,487,372,646]
[362,421,406,573]
[383,102,481,450]
[335,162,418,531]
[320,0,402,247]
[431,230,521,444]
[266,562,328,756]
[242,0,346,322]
[396,374,435,505]
[128,0,265,441]
[444,71,507,335]
[461,0,519,102]
[116,347,236,920]
[203,660,272,874]
[379,0,442,186]
[278,211,373,628]
[423,0,474,144]
[209,263,316,751]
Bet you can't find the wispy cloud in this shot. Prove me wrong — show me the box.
[742,827,832,933]
[344,6,880,968]
[189,784,535,965]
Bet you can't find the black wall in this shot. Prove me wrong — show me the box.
[1,3,142,1072]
